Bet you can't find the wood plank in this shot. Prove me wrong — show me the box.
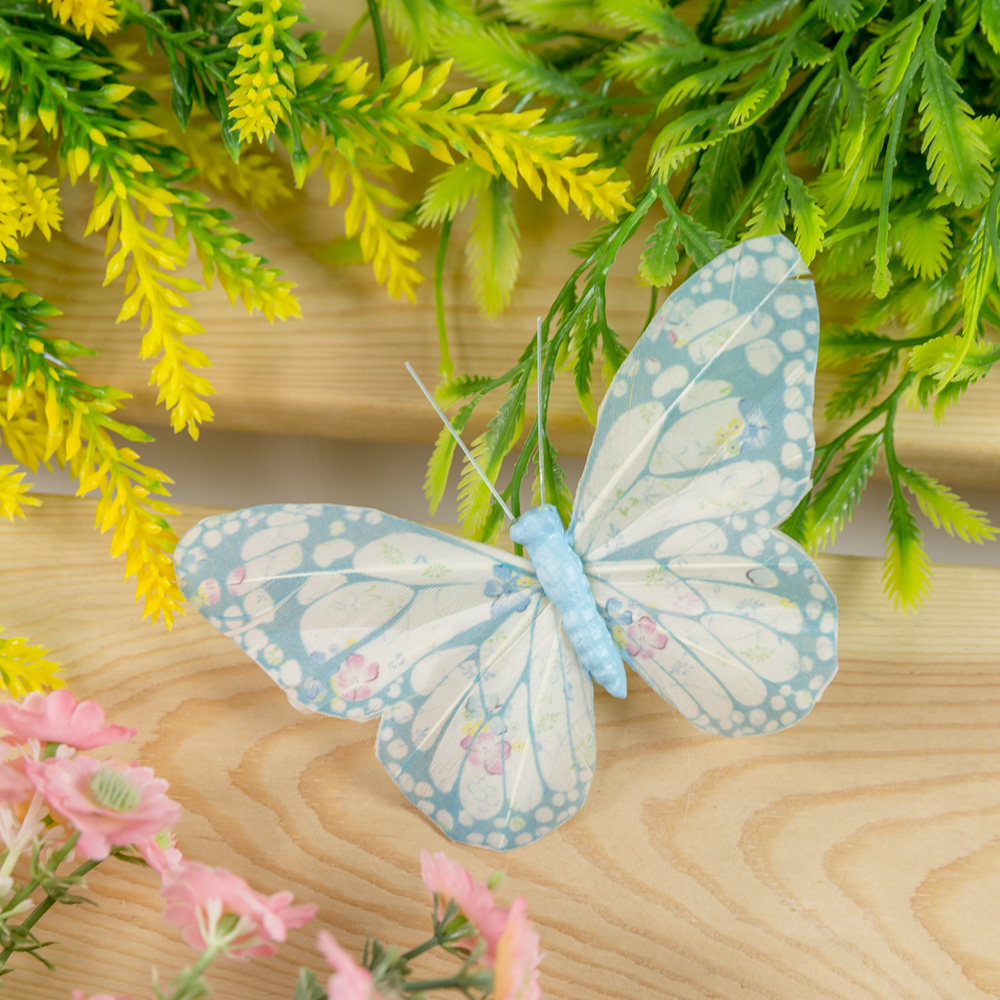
[2,495,998,999]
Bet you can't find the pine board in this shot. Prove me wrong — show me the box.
[1,495,998,999]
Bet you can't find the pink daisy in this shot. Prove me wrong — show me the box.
[71,993,136,1000]
[24,756,180,860]
[333,654,379,701]
[624,615,668,659]
[493,896,543,1000]
[134,829,185,878]
[0,690,135,751]
[317,929,382,1000]
[420,851,507,961]
[461,731,512,776]
[161,861,316,958]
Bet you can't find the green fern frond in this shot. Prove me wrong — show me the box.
[434,374,495,407]
[895,211,953,279]
[883,483,932,611]
[440,22,587,100]
[785,173,826,263]
[659,52,764,111]
[873,9,926,97]
[605,40,685,81]
[425,425,458,515]
[806,433,881,550]
[594,0,700,44]
[742,174,788,241]
[639,216,681,287]
[380,0,468,60]
[981,0,1000,56]
[898,467,998,543]
[718,0,802,40]
[418,160,493,225]
[816,0,863,30]
[467,180,521,316]
[501,0,595,29]
[909,332,1000,383]
[688,135,744,234]
[819,327,899,365]
[824,350,898,419]
[918,34,992,208]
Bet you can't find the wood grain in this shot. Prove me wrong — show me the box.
[1,495,998,999]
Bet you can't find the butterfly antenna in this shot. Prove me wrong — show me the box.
[536,317,546,507]
[405,362,516,523]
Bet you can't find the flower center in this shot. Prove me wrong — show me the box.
[90,765,140,812]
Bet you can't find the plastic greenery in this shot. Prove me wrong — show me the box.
[0,0,996,653]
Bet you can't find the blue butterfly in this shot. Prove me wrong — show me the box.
[173,235,838,851]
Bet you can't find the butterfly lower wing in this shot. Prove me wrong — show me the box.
[173,503,542,721]
[587,519,837,736]
[571,235,820,558]
[375,597,596,850]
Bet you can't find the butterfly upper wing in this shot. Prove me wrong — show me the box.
[570,234,837,734]
[174,503,595,848]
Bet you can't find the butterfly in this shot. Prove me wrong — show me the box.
[173,235,838,851]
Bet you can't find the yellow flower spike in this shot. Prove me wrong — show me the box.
[0,465,40,520]
[5,385,23,419]
[0,626,62,696]
[88,127,108,147]
[103,84,134,103]
[69,146,90,177]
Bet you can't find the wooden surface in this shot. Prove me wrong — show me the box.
[2,494,999,1000]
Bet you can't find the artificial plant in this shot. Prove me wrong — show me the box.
[0,0,996,690]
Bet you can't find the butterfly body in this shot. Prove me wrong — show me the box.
[509,504,627,698]
[175,235,839,851]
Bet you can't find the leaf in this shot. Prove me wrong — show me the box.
[806,433,881,550]
[909,331,1000,383]
[688,135,744,234]
[594,0,701,44]
[639,216,680,287]
[819,326,899,365]
[467,180,521,316]
[823,350,898,419]
[380,0,468,60]
[918,35,992,208]
[418,160,493,226]
[981,0,1000,55]
[883,482,932,611]
[816,0,863,30]
[895,212,953,279]
[742,174,788,241]
[500,0,596,29]
[718,0,802,39]
[425,424,457,515]
[898,467,998,543]
[785,174,826,263]
[659,190,728,267]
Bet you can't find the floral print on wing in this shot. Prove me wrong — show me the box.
[602,597,633,647]
[624,616,668,659]
[485,565,533,617]
[197,578,221,606]
[736,398,770,452]
[461,731,512,775]
[227,566,246,594]
[332,654,380,701]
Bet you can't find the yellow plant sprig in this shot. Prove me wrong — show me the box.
[0,463,40,519]
[42,0,120,39]
[0,125,63,263]
[0,627,62,697]
[227,0,299,143]
[301,57,632,301]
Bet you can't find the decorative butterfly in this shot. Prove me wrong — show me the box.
[173,235,838,851]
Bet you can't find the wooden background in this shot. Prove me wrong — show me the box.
[3,3,1000,999]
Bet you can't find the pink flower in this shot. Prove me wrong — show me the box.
[24,756,180,860]
[0,760,32,803]
[0,690,135,751]
[135,830,184,878]
[624,616,668,660]
[318,930,382,1000]
[420,851,507,960]
[333,654,379,701]
[161,861,316,958]
[461,731,512,775]
[493,896,543,1000]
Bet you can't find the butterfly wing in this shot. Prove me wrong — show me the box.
[174,503,595,848]
[570,234,837,733]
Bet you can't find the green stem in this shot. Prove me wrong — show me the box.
[435,215,455,379]
[366,0,389,80]
[332,10,371,62]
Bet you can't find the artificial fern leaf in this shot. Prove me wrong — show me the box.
[742,175,788,241]
[898,467,998,543]
[659,52,763,110]
[440,22,586,100]
[819,327,899,365]
[729,59,791,128]
[884,483,932,611]
[909,332,1000,383]
[688,135,744,234]
[982,0,1000,56]
[785,173,826,263]
[718,0,802,39]
[418,160,493,226]
[660,189,729,267]
[467,180,520,316]
[501,0,595,29]
[595,0,700,44]
[639,216,680,287]
[823,350,898,419]
[918,36,992,208]
[873,9,926,97]
[806,433,881,551]
[381,0,467,60]
[895,211,953,279]
[816,0,863,30]
[425,425,459,514]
